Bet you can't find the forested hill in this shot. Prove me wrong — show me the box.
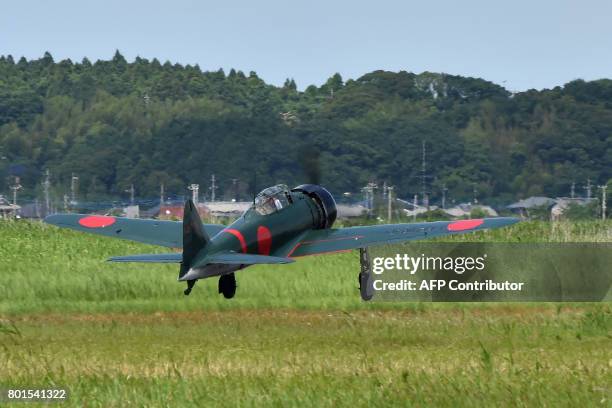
[1,51,611,204]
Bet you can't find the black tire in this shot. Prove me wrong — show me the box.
[218,273,237,299]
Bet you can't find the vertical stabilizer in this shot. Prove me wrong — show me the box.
[180,199,210,279]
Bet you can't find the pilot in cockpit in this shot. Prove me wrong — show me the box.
[253,184,291,215]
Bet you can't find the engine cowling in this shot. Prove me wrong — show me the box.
[292,184,337,229]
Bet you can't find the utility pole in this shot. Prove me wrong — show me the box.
[382,181,387,199]
[413,194,418,222]
[368,183,377,212]
[361,183,377,214]
[441,183,448,210]
[570,182,575,199]
[421,141,429,210]
[71,173,79,204]
[231,178,239,201]
[42,169,51,215]
[472,183,478,205]
[584,178,592,200]
[188,184,199,206]
[10,176,22,206]
[387,186,394,222]
[599,184,608,221]
[126,184,135,206]
[209,174,218,202]
[63,194,69,212]
[160,183,165,207]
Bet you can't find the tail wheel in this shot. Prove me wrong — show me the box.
[218,273,237,299]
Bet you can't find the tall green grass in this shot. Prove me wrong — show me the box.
[1,220,611,406]
[1,308,610,407]
[1,220,610,314]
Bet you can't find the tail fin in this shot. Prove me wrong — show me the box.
[180,199,210,279]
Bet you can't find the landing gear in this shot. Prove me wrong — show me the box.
[184,279,196,296]
[219,273,237,299]
[359,248,374,301]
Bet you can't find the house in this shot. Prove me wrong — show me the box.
[442,203,498,218]
[507,196,556,218]
[336,204,367,218]
[157,203,209,220]
[204,201,251,218]
[550,197,595,221]
[0,195,20,218]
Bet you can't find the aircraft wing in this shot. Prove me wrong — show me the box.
[284,217,519,258]
[44,214,225,248]
[206,252,295,265]
[108,253,182,263]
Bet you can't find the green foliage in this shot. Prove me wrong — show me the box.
[469,207,488,219]
[0,53,611,203]
[564,202,599,220]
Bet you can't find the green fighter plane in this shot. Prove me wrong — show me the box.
[44,184,519,301]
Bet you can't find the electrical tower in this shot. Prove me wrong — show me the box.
[599,185,608,220]
[10,176,22,206]
[421,141,430,210]
[441,183,448,210]
[584,178,592,200]
[42,169,51,215]
[387,186,394,221]
[231,178,239,201]
[362,182,377,213]
[188,184,199,206]
[125,184,135,206]
[209,174,218,202]
[71,173,79,204]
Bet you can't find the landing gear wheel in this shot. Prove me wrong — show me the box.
[218,273,237,299]
[359,248,374,301]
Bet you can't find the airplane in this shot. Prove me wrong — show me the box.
[44,184,519,301]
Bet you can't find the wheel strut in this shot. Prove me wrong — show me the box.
[359,248,374,301]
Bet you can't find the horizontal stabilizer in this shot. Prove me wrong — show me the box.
[108,253,182,263]
[206,252,295,265]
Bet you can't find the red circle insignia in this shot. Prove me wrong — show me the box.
[447,219,484,232]
[78,215,117,228]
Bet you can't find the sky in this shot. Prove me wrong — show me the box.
[1,0,611,91]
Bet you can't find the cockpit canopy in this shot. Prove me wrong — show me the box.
[253,184,292,215]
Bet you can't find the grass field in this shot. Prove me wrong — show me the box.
[1,220,611,406]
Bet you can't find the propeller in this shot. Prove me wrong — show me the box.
[299,145,321,185]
